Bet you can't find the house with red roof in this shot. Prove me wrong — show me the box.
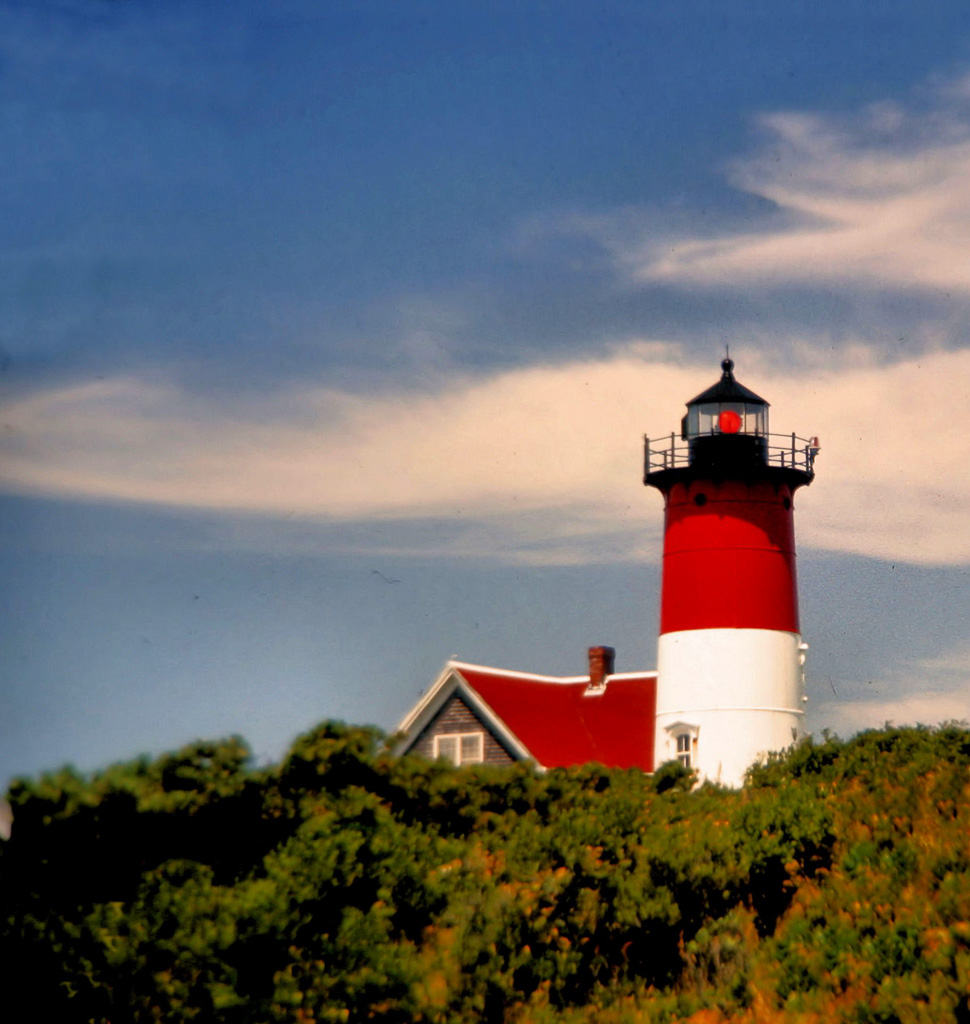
[392,646,657,771]
[393,358,818,783]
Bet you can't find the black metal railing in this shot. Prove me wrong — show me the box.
[644,431,818,480]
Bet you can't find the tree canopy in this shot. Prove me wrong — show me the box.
[5,722,970,1022]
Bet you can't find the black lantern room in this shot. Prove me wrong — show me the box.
[644,356,817,489]
[682,357,768,439]
[681,357,769,470]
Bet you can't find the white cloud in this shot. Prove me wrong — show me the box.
[2,344,968,566]
[622,92,970,294]
[815,692,970,736]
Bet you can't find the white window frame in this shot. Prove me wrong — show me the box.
[433,731,485,766]
[664,721,699,771]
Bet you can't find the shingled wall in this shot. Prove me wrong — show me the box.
[410,692,517,766]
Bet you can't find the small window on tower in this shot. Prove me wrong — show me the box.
[676,733,692,769]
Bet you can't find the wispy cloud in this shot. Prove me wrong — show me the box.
[2,343,968,566]
[0,347,679,520]
[812,642,970,736]
[614,86,970,294]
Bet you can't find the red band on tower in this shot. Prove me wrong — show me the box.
[659,479,799,635]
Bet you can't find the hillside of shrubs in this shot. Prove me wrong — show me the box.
[5,722,970,1022]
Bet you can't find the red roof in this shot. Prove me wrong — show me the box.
[454,664,656,771]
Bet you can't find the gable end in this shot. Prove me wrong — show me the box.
[408,692,517,766]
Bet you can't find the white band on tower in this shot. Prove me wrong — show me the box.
[655,627,806,787]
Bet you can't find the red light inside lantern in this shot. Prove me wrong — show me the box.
[718,409,742,433]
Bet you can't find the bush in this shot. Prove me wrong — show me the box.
[5,724,970,1022]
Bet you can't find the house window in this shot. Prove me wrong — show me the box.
[676,732,692,769]
[434,731,485,766]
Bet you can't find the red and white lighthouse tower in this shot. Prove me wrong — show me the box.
[644,358,817,786]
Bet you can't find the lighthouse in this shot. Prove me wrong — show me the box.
[644,358,817,787]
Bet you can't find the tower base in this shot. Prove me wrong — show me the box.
[655,628,806,787]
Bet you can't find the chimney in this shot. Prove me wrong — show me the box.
[587,645,615,691]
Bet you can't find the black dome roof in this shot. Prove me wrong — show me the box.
[686,358,769,407]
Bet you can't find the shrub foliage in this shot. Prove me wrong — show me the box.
[6,723,970,1022]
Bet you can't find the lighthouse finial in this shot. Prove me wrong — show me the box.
[721,345,735,379]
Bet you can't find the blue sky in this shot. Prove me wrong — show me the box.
[2,0,970,785]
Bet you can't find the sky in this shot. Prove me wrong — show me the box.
[2,0,970,786]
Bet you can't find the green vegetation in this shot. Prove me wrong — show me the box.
[6,723,970,1022]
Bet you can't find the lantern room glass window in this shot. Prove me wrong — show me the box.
[686,402,767,438]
